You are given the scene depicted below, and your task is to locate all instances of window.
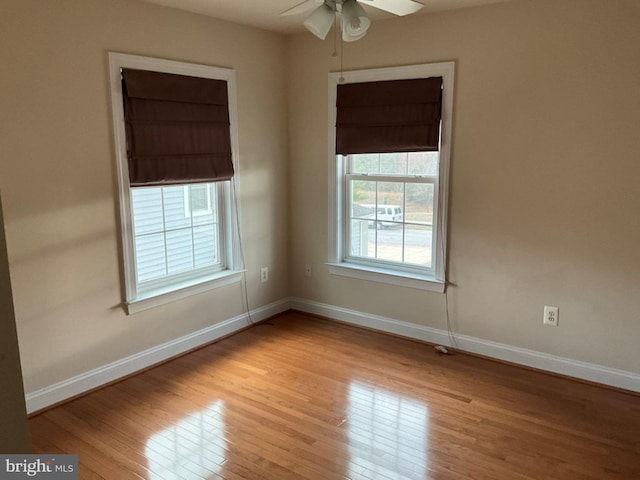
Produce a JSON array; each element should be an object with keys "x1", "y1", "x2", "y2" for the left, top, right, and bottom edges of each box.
[
  {"x1": 109, "y1": 53, "x2": 243, "y2": 313},
  {"x1": 328, "y1": 63, "x2": 454, "y2": 292},
  {"x1": 131, "y1": 183, "x2": 222, "y2": 290}
]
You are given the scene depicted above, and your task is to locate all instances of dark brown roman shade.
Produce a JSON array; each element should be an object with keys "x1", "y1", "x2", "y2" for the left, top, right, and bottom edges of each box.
[
  {"x1": 122, "y1": 69, "x2": 233, "y2": 186},
  {"x1": 336, "y1": 77, "x2": 443, "y2": 155}
]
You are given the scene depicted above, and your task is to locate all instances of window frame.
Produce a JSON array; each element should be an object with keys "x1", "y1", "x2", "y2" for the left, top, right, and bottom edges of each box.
[
  {"x1": 327, "y1": 62, "x2": 455, "y2": 293},
  {"x1": 108, "y1": 53, "x2": 244, "y2": 314}
]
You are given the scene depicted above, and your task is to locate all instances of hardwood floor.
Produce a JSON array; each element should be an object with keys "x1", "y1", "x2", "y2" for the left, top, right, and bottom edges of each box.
[{"x1": 29, "y1": 312, "x2": 640, "y2": 479}]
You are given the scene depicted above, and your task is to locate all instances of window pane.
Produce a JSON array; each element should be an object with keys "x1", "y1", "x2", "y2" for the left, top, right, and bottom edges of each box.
[
  {"x1": 166, "y1": 228, "x2": 194, "y2": 274},
  {"x1": 352, "y1": 154, "x2": 380, "y2": 174},
  {"x1": 163, "y1": 186, "x2": 190, "y2": 230},
  {"x1": 375, "y1": 227, "x2": 403, "y2": 263},
  {"x1": 351, "y1": 153, "x2": 409, "y2": 175},
  {"x1": 350, "y1": 219, "x2": 369, "y2": 257},
  {"x1": 190, "y1": 184, "x2": 217, "y2": 226},
  {"x1": 351, "y1": 180, "x2": 377, "y2": 220},
  {"x1": 193, "y1": 224, "x2": 218, "y2": 267},
  {"x1": 404, "y1": 224, "x2": 433, "y2": 267},
  {"x1": 405, "y1": 183, "x2": 434, "y2": 226},
  {"x1": 135, "y1": 233, "x2": 166, "y2": 282},
  {"x1": 132, "y1": 188, "x2": 163, "y2": 235},
  {"x1": 377, "y1": 181, "x2": 404, "y2": 222},
  {"x1": 190, "y1": 184, "x2": 209, "y2": 212},
  {"x1": 407, "y1": 152, "x2": 439, "y2": 176},
  {"x1": 379, "y1": 153, "x2": 407, "y2": 175}
]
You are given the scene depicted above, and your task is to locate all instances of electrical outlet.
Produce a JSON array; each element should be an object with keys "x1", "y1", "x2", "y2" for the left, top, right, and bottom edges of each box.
[
  {"x1": 305, "y1": 264, "x2": 312, "y2": 277},
  {"x1": 260, "y1": 267, "x2": 268, "y2": 283},
  {"x1": 543, "y1": 306, "x2": 559, "y2": 326}
]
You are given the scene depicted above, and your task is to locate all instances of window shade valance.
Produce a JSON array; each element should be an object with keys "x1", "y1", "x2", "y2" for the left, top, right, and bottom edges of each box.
[
  {"x1": 336, "y1": 77, "x2": 443, "y2": 155},
  {"x1": 122, "y1": 68, "x2": 234, "y2": 187}
]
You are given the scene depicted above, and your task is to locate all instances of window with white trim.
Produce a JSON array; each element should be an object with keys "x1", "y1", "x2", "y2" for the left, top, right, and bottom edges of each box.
[
  {"x1": 108, "y1": 53, "x2": 243, "y2": 313},
  {"x1": 328, "y1": 63, "x2": 454, "y2": 292}
]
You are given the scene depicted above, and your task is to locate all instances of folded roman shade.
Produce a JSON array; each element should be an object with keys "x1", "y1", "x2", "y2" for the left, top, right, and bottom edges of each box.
[
  {"x1": 336, "y1": 77, "x2": 443, "y2": 155},
  {"x1": 122, "y1": 68, "x2": 233, "y2": 186}
]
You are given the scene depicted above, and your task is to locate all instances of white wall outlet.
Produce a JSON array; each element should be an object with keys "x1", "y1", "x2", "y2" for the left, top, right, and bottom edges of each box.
[
  {"x1": 543, "y1": 306, "x2": 559, "y2": 326},
  {"x1": 260, "y1": 267, "x2": 268, "y2": 283},
  {"x1": 305, "y1": 264, "x2": 312, "y2": 277}
]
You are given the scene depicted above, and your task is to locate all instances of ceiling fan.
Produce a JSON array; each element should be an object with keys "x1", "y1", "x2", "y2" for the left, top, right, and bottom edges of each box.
[{"x1": 282, "y1": 0, "x2": 424, "y2": 42}]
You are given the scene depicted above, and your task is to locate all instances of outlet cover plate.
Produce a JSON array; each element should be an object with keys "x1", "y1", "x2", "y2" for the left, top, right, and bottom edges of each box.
[{"x1": 543, "y1": 306, "x2": 559, "y2": 326}]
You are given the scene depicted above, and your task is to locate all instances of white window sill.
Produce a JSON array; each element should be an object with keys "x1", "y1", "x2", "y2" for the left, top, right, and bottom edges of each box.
[
  {"x1": 126, "y1": 270, "x2": 245, "y2": 315},
  {"x1": 327, "y1": 262, "x2": 445, "y2": 293}
]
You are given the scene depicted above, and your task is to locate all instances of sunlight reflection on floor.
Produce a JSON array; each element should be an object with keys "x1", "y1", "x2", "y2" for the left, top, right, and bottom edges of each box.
[
  {"x1": 348, "y1": 381, "x2": 429, "y2": 480},
  {"x1": 145, "y1": 400, "x2": 226, "y2": 479}
]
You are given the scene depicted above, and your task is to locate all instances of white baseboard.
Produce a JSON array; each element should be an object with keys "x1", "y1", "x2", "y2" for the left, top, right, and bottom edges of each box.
[
  {"x1": 290, "y1": 297, "x2": 640, "y2": 393},
  {"x1": 25, "y1": 299, "x2": 291, "y2": 414},
  {"x1": 27, "y1": 296, "x2": 638, "y2": 414}
]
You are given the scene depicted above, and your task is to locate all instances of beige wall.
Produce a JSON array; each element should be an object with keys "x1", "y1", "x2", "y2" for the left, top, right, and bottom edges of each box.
[
  {"x1": 1, "y1": 0, "x2": 638, "y2": 402},
  {"x1": 287, "y1": 0, "x2": 640, "y2": 372},
  {"x1": 0, "y1": 194, "x2": 31, "y2": 453},
  {"x1": 0, "y1": 0, "x2": 289, "y2": 393}
]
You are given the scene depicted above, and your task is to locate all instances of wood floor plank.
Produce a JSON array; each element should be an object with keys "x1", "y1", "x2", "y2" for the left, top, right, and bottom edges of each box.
[{"x1": 29, "y1": 312, "x2": 640, "y2": 479}]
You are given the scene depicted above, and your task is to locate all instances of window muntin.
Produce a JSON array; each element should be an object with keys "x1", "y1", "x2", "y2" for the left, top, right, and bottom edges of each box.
[{"x1": 345, "y1": 152, "x2": 439, "y2": 275}]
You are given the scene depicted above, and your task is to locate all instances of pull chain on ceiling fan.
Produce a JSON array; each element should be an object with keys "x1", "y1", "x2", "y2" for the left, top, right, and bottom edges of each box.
[{"x1": 282, "y1": 0, "x2": 424, "y2": 42}]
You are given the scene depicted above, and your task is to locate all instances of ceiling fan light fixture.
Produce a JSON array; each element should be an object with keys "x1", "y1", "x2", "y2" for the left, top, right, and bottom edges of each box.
[
  {"x1": 304, "y1": 3, "x2": 335, "y2": 40},
  {"x1": 341, "y1": 0, "x2": 370, "y2": 42}
]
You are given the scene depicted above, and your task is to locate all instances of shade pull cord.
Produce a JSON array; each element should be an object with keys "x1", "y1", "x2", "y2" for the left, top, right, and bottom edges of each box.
[
  {"x1": 339, "y1": 25, "x2": 345, "y2": 84},
  {"x1": 231, "y1": 177, "x2": 254, "y2": 326},
  {"x1": 332, "y1": 12, "x2": 338, "y2": 57}
]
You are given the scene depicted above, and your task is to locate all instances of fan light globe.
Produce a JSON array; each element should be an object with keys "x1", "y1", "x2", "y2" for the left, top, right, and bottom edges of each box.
[
  {"x1": 304, "y1": 4, "x2": 335, "y2": 40},
  {"x1": 341, "y1": 0, "x2": 370, "y2": 42}
]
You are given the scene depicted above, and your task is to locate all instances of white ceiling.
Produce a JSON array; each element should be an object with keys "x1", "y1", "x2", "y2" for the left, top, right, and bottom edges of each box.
[{"x1": 140, "y1": 0, "x2": 514, "y2": 33}]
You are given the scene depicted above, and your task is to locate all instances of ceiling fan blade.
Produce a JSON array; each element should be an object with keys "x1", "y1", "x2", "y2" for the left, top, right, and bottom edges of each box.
[
  {"x1": 280, "y1": 0, "x2": 323, "y2": 16},
  {"x1": 359, "y1": 0, "x2": 424, "y2": 16}
]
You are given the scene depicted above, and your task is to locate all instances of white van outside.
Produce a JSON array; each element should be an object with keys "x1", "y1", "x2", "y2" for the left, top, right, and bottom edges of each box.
[{"x1": 358, "y1": 204, "x2": 403, "y2": 229}]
